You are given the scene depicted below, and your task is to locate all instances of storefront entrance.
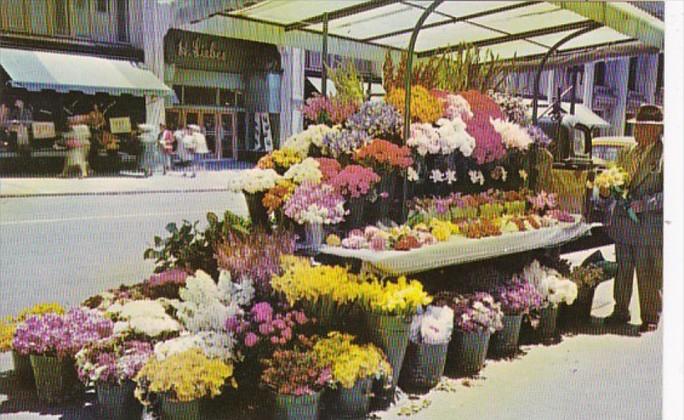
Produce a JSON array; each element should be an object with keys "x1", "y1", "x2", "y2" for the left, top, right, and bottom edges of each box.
[{"x1": 165, "y1": 108, "x2": 237, "y2": 160}]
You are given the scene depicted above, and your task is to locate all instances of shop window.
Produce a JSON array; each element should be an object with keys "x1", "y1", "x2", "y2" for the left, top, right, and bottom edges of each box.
[
  {"x1": 183, "y1": 87, "x2": 216, "y2": 106},
  {"x1": 172, "y1": 85, "x2": 183, "y2": 104},
  {"x1": 236, "y1": 91, "x2": 245, "y2": 108},
  {"x1": 594, "y1": 62, "x2": 606, "y2": 87},
  {"x1": 627, "y1": 57, "x2": 638, "y2": 91},
  {"x1": 220, "y1": 89, "x2": 236, "y2": 107},
  {"x1": 96, "y1": 0, "x2": 108, "y2": 13}
]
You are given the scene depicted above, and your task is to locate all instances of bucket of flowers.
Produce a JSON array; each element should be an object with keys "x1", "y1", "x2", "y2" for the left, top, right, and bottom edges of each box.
[
  {"x1": 314, "y1": 332, "x2": 391, "y2": 419},
  {"x1": 12, "y1": 308, "x2": 114, "y2": 403},
  {"x1": 435, "y1": 292, "x2": 503, "y2": 376},
  {"x1": 261, "y1": 348, "x2": 331, "y2": 420},
  {"x1": 0, "y1": 302, "x2": 65, "y2": 386},
  {"x1": 358, "y1": 275, "x2": 431, "y2": 394},
  {"x1": 134, "y1": 347, "x2": 236, "y2": 420},
  {"x1": 563, "y1": 265, "x2": 604, "y2": 325},
  {"x1": 283, "y1": 182, "x2": 346, "y2": 252},
  {"x1": 227, "y1": 168, "x2": 282, "y2": 229},
  {"x1": 330, "y1": 164, "x2": 381, "y2": 231},
  {"x1": 76, "y1": 336, "x2": 153, "y2": 420},
  {"x1": 489, "y1": 278, "x2": 543, "y2": 356},
  {"x1": 399, "y1": 305, "x2": 454, "y2": 391}
]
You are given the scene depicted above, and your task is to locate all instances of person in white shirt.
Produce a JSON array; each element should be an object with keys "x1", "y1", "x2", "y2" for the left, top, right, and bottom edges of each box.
[{"x1": 176, "y1": 127, "x2": 196, "y2": 177}]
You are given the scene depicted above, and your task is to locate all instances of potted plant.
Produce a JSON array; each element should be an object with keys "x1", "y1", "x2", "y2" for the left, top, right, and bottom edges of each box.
[
  {"x1": 283, "y1": 182, "x2": 346, "y2": 252},
  {"x1": 1, "y1": 302, "x2": 65, "y2": 386},
  {"x1": 489, "y1": 278, "x2": 543, "y2": 356},
  {"x1": 314, "y1": 332, "x2": 391, "y2": 419},
  {"x1": 12, "y1": 308, "x2": 114, "y2": 403},
  {"x1": 400, "y1": 305, "x2": 454, "y2": 391},
  {"x1": 135, "y1": 348, "x2": 236, "y2": 420},
  {"x1": 358, "y1": 276, "x2": 431, "y2": 393},
  {"x1": 330, "y1": 165, "x2": 381, "y2": 230},
  {"x1": 261, "y1": 349, "x2": 331, "y2": 420},
  {"x1": 436, "y1": 292, "x2": 503, "y2": 376},
  {"x1": 565, "y1": 265, "x2": 604, "y2": 323},
  {"x1": 227, "y1": 168, "x2": 282, "y2": 229},
  {"x1": 76, "y1": 337, "x2": 153, "y2": 420}
]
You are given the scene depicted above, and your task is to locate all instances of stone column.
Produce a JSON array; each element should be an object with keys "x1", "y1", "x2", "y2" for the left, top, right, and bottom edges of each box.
[
  {"x1": 639, "y1": 53, "x2": 659, "y2": 104},
  {"x1": 546, "y1": 69, "x2": 555, "y2": 102},
  {"x1": 278, "y1": 46, "x2": 305, "y2": 142},
  {"x1": 609, "y1": 58, "x2": 630, "y2": 136},
  {"x1": 582, "y1": 62, "x2": 595, "y2": 108},
  {"x1": 142, "y1": 0, "x2": 173, "y2": 127}
]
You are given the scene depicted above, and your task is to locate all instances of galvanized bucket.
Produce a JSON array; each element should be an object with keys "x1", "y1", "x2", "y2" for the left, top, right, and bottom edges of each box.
[
  {"x1": 399, "y1": 341, "x2": 449, "y2": 390},
  {"x1": 159, "y1": 394, "x2": 203, "y2": 420},
  {"x1": 96, "y1": 380, "x2": 142, "y2": 420},
  {"x1": 323, "y1": 377, "x2": 372, "y2": 419},
  {"x1": 273, "y1": 391, "x2": 322, "y2": 420},
  {"x1": 446, "y1": 330, "x2": 491, "y2": 376},
  {"x1": 29, "y1": 355, "x2": 82, "y2": 404},
  {"x1": 489, "y1": 314, "x2": 523, "y2": 356},
  {"x1": 12, "y1": 350, "x2": 34, "y2": 386}
]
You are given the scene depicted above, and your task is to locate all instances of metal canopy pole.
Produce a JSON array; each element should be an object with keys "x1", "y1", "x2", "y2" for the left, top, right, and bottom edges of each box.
[
  {"x1": 321, "y1": 12, "x2": 329, "y2": 97},
  {"x1": 532, "y1": 22, "x2": 600, "y2": 124},
  {"x1": 400, "y1": 0, "x2": 444, "y2": 221}
]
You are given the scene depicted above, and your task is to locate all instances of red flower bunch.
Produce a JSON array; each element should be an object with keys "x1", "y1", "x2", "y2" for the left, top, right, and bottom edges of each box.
[
  {"x1": 331, "y1": 165, "x2": 381, "y2": 198},
  {"x1": 458, "y1": 90, "x2": 507, "y2": 165},
  {"x1": 260, "y1": 349, "x2": 331, "y2": 396},
  {"x1": 316, "y1": 158, "x2": 342, "y2": 182},
  {"x1": 354, "y1": 139, "x2": 413, "y2": 172}
]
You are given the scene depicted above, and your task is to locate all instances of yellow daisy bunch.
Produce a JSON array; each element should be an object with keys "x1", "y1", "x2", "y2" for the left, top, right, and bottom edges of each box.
[
  {"x1": 588, "y1": 164, "x2": 630, "y2": 192},
  {"x1": 358, "y1": 275, "x2": 432, "y2": 316},
  {"x1": 387, "y1": 86, "x2": 443, "y2": 124},
  {"x1": 429, "y1": 219, "x2": 458, "y2": 242},
  {"x1": 16, "y1": 302, "x2": 65, "y2": 321},
  {"x1": 314, "y1": 332, "x2": 391, "y2": 389},
  {"x1": 272, "y1": 256, "x2": 360, "y2": 306},
  {"x1": 271, "y1": 147, "x2": 303, "y2": 170},
  {"x1": 135, "y1": 348, "x2": 235, "y2": 403}
]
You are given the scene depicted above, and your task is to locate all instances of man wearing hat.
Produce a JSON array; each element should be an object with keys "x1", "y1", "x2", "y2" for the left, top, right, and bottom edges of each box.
[{"x1": 602, "y1": 104, "x2": 663, "y2": 332}]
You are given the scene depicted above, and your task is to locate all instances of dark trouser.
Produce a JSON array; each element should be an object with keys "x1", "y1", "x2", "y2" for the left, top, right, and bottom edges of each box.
[{"x1": 613, "y1": 242, "x2": 662, "y2": 324}]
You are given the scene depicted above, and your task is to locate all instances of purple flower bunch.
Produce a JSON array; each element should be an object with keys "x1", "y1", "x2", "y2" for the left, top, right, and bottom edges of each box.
[
  {"x1": 467, "y1": 113, "x2": 507, "y2": 165},
  {"x1": 215, "y1": 230, "x2": 296, "y2": 295},
  {"x1": 330, "y1": 164, "x2": 380, "y2": 198},
  {"x1": 491, "y1": 278, "x2": 543, "y2": 315},
  {"x1": 283, "y1": 182, "x2": 346, "y2": 225},
  {"x1": 13, "y1": 308, "x2": 114, "y2": 358},
  {"x1": 528, "y1": 191, "x2": 558, "y2": 213},
  {"x1": 527, "y1": 125, "x2": 552, "y2": 148},
  {"x1": 146, "y1": 269, "x2": 188, "y2": 288},
  {"x1": 76, "y1": 337, "x2": 153, "y2": 385},
  {"x1": 437, "y1": 292, "x2": 504, "y2": 333},
  {"x1": 302, "y1": 95, "x2": 357, "y2": 125},
  {"x1": 345, "y1": 101, "x2": 403, "y2": 139},
  {"x1": 321, "y1": 128, "x2": 370, "y2": 158},
  {"x1": 226, "y1": 301, "x2": 312, "y2": 352}
]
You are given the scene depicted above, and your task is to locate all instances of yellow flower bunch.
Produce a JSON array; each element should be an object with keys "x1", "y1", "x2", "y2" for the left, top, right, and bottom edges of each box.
[
  {"x1": 135, "y1": 348, "x2": 235, "y2": 403},
  {"x1": 272, "y1": 256, "x2": 360, "y2": 306},
  {"x1": 358, "y1": 275, "x2": 432, "y2": 316},
  {"x1": 429, "y1": 219, "x2": 458, "y2": 242},
  {"x1": 0, "y1": 316, "x2": 15, "y2": 352},
  {"x1": 387, "y1": 86, "x2": 443, "y2": 124},
  {"x1": 314, "y1": 332, "x2": 391, "y2": 389},
  {"x1": 16, "y1": 302, "x2": 65, "y2": 321},
  {"x1": 588, "y1": 165, "x2": 630, "y2": 192},
  {"x1": 271, "y1": 147, "x2": 303, "y2": 169}
]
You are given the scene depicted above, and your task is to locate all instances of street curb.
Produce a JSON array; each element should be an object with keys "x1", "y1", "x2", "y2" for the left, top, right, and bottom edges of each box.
[{"x1": 0, "y1": 188, "x2": 231, "y2": 199}]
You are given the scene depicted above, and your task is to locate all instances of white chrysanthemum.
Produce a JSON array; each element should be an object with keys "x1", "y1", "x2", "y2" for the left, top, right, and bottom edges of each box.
[
  {"x1": 490, "y1": 117, "x2": 533, "y2": 151},
  {"x1": 284, "y1": 158, "x2": 322, "y2": 184},
  {"x1": 228, "y1": 168, "x2": 282, "y2": 194}
]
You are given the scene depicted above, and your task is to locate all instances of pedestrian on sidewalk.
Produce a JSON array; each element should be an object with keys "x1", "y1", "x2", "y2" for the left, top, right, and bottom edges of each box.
[
  {"x1": 188, "y1": 124, "x2": 209, "y2": 173},
  {"x1": 176, "y1": 127, "x2": 196, "y2": 178},
  {"x1": 598, "y1": 104, "x2": 663, "y2": 333},
  {"x1": 158, "y1": 123, "x2": 174, "y2": 174}
]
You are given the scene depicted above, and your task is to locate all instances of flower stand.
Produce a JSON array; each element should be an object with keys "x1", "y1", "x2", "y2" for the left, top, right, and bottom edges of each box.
[
  {"x1": 446, "y1": 330, "x2": 491, "y2": 376},
  {"x1": 30, "y1": 355, "x2": 82, "y2": 403},
  {"x1": 273, "y1": 391, "x2": 322, "y2": 420},
  {"x1": 159, "y1": 394, "x2": 203, "y2": 420},
  {"x1": 244, "y1": 192, "x2": 270, "y2": 229},
  {"x1": 11, "y1": 350, "x2": 34, "y2": 386},
  {"x1": 96, "y1": 380, "x2": 142, "y2": 420},
  {"x1": 323, "y1": 377, "x2": 373, "y2": 419},
  {"x1": 399, "y1": 341, "x2": 449, "y2": 391},
  {"x1": 537, "y1": 304, "x2": 559, "y2": 341},
  {"x1": 489, "y1": 314, "x2": 523, "y2": 357}
]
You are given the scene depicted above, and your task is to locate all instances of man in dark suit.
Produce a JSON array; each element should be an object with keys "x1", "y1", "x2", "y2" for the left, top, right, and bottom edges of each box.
[{"x1": 602, "y1": 104, "x2": 663, "y2": 332}]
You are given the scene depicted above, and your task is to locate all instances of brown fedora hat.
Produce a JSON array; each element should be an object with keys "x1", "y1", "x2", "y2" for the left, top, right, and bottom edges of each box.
[{"x1": 627, "y1": 104, "x2": 663, "y2": 125}]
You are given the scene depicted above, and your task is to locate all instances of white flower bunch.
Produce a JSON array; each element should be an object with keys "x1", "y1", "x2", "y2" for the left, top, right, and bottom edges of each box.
[
  {"x1": 108, "y1": 299, "x2": 181, "y2": 338},
  {"x1": 435, "y1": 117, "x2": 475, "y2": 157},
  {"x1": 298, "y1": 202, "x2": 346, "y2": 225},
  {"x1": 227, "y1": 168, "x2": 282, "y2": 194},
  {"x1": 153, "y1": 331, "x2": 236, "y2": 362},
  {"x1": 153, "y1": 333, "x2": 202, "y2": 360},
  {"x1": 408, "y1": 123, "x2": 440, "y2": 156},
  {"x1": 444, "y1": 94, "x2": 473, "y2": 121},
  {"x1": 282, "y1": 124, "x2": 335, "y2": 157},
  {"x1": 490, "y1": 118, "x2": 533, "y2": 151},
  {"x1": 284, "y1": 157, "x2": 323, "y2": 185},
  {"x1": 410, "y1": 305, "x2": 454, "y2": 345},
  {"x1": 522, "y1": 260, "x2": 578, "y2": 306}
]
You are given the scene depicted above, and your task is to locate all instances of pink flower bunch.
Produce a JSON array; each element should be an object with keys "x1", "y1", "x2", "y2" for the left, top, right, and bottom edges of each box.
[
  {"x1": 528, "y1": 191, "x2": 558, "y2": 212},
  {"x1": 316, "y1": 158, "x2": 342, "y2": 182},
  {"x1": 146, "y1": 269, "x2": 188, "y2": 288},
  {"x1": 302, "y1": 95, "x2": 357, "y2": 125},
  {"x1": 225, "y1": 302, "x2": 312, "y2": 351},
  {"x1": 283, "y1": 182, "x2": 346, "y2": 225},
  {"x1": 76, "y1": 337, "x2": 153, "y2": 385},
  {"x1": 546, "y1": 209, "x2": 574, "y2": 223},
  {"x1": 13, "y1": 308, "x2": 114, "y2": 358},
  {"x1": 330, "y1": 165, "x2": 381, "y2": 198},
  {"x1": 459, "y1": 91, "x2": 507, "y2": 165}
]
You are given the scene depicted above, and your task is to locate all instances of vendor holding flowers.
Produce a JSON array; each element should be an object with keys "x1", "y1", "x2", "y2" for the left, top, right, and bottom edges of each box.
[{"x1": 600, "y1": 104, "x2": 663, "y2": 332}]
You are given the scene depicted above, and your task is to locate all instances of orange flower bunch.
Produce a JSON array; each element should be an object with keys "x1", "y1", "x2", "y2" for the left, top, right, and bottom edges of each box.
[
  {"x1": 354, "y1": 139, "x2": 413, "y2": 172},
  {"x1": 262, "y1": 179, "x2": 296, "y2": 213},
  {"x1": 257, "y1": 153, "x2": 275, "y2": 170},
  {"x1": 386, "y1": 86, "x2": 444, "y2": 124}
]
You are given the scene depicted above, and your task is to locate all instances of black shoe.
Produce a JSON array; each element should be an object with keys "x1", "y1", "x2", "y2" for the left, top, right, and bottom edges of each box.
[
  {"x1": 639, "y1": 322, "x2": 658, "y2": 333},
  {"x1": 604, "y1": 313, "x2": 630, "y2": 325}
]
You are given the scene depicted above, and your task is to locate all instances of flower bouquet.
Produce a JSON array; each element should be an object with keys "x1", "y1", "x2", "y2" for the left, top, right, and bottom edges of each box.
[
  {"x1": 143, "y1": 269, "x2": 188, "y2": 300},
  {"x1": 227, "y1": 168, "x2": 282, "y2": 228},
  {"x1": 400, "y1": 305, "x2": 454, "y2": 390},
  {"x1": 589, "y1": 164, "x2": 638, "y2": 223},
  {"x1": 316, "y1": 157, "x2": 342, "y2": 182},
  {"x1": 387, "y1": 86, "x2": 443, "y2": 124},
  {"x1": 284, "y1": 157, "x2": 323, "y2": 185},
  {"x1": 283, "y1": 182, "x2": 346, "y2": 251},
  {"x1": 282, "y1": 124, "x2": 336, "y2": 158},
  {"x1": 358, "y1": 276, "x2": 431, "y2": 390},
  {"x1": 270, "y1": 148, "x2": 303, "y2": 174},
  {"x1": 13, "y1": 308, "x2": 114, "y2": 403},
  {"x1": 331, "y1": 165, "x2": 380, "y2": 229},
  {"x1": 345, "y1": 101, "x2": 403, "y2": 141},
  {"x1": 564, "y1": 265, "x2": 604, "y2": 323},
  {"x1": 135, "y1": 348, "x2": 236, "y2": 420},
  {"x1": 489, "y1": 279, "x2": 543, "y2": 355},
  {"x1": 76, "y1": 336, "x2": 153, "y2": 420},
  {"x1": 261, "y1": 349, "x2": 331, "y2": 420},
  {"x1": 106, "y1": 299, "x2": 181, "y2": 339},
  {"x1": 435, "y1": 292, "x2": 503, "y2": 376},
  {"x1": 314, "y1": 332, "x2": 391, "y2": 418},
  {"x1": 302, "y1": 94, "x2": 357, "y2": 126}
]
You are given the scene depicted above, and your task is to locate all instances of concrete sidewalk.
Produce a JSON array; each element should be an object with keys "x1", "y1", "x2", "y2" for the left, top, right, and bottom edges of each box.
[{"x1": 0, "y1": 171, "x2": 242, "y2": 197}]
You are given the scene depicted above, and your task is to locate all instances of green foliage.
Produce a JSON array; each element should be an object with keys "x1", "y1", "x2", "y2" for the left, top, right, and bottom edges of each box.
[
  {"x1": 327, "y1": 59, "x2": 365, "y2": 105},
  {"x1": 143, "y1": 210, "x2": 251, "y2": 278}
]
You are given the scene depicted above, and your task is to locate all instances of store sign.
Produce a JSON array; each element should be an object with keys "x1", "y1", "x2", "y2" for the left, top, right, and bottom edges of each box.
[
  {"x1": 176, "y1": 37, "x2": 227, "y2": 61},
  {"x1": 110, "y1": 117, "x2": 131, "y2": 134},
  {"x1": 31, "y1": 122, "x2": 55, "y2": 139}
]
